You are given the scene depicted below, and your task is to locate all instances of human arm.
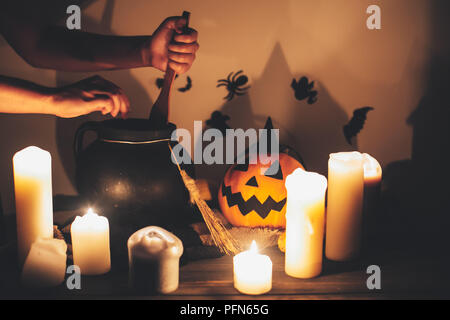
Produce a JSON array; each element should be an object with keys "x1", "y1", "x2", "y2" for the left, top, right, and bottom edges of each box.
[
  {"x1": 0, "y1": 75, "x2": 129, "y2": 118},
  {"x1": 0, "y1": 9, "x2": 199, "y2": 73}
]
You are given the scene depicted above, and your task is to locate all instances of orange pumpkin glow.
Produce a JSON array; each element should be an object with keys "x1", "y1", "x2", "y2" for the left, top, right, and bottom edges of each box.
[{"x1": 218, "y1": 152, "x2": 305, "y2": 228}]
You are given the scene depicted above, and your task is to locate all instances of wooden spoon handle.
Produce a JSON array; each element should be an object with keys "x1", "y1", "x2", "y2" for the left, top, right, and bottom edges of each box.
[{"x1": 149, "y1": 11, "x2": 190, "y2": 125}]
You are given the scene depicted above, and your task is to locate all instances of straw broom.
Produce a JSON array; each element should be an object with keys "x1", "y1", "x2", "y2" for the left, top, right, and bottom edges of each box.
[{"x1": 168, "y1": 144, "x2": 241, "y2": 255}]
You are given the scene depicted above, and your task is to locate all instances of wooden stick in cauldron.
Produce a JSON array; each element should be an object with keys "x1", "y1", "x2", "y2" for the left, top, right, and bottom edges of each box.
[{"x1": 149, "y1": 11, "x2": 190, "y2": 126}]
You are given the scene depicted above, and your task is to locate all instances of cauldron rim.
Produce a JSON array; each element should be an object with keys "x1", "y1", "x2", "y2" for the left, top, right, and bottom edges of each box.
[{"x1": 94, "y1": 118, "x2": 176, "y2": 142}]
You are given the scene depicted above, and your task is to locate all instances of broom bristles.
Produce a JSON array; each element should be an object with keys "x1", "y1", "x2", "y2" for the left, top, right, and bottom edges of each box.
[{"x1": 169, "y1": 145, "x2": 241, "y2": 255}]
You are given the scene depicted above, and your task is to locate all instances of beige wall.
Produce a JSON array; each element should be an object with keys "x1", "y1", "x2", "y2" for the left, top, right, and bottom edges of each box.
[{"x1": 0, "y1": 0, "x2": 432, "y2": 213}]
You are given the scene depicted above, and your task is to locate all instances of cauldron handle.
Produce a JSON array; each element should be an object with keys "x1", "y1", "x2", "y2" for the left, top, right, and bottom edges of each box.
[{"x1": 74, "y1": 121, "x2": 99, "y2": 158}]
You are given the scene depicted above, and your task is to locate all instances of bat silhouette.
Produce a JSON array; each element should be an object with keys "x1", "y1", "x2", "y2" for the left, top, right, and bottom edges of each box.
[
  {"x1": 343, "y1": 106, "x2": 374, "y2": 145},
  {"x1": 155, "y1": 74, "x2": 179, "y2": 89},
  {"x1": 178, "y1": 76, "x2": 192, "y2": 92}
]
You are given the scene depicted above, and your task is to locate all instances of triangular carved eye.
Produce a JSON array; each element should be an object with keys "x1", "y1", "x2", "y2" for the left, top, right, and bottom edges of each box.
[
  {"x1": 246, "y1": 176, "x2": 258, "y2": 187},
  {"x1": 233, "y1": 163, "x2": 249, "y2": 172},
  {"x1": 264, "y1": 160, "x2": 283, "y2": 180}
]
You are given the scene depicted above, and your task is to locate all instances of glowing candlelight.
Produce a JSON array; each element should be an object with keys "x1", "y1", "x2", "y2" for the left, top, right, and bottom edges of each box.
[
  {"x1": 325, "y1": 152, "x2": 364, "y2": 261},
  {"x1": 71, "y1": 208, "x2": 111, "y2": 275},
  {"x1": 362, "y1": 153, "x2": 382, "y2": 244},
  {"x1": 285, "y1": 169, "x2": 327, "y2": 278},
  {"x1": 233, "y1": 241, "x2": 272, "y2": 295},
  {"x1": 13, "y1": 146, "x2": 53, "y2": 266},
  {"x1": 363, "y1": 153, "x2": 382, "y2": 186}
]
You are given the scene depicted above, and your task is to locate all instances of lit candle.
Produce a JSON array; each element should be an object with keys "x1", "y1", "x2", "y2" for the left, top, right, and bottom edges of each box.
[
  {"x1": 71, "y1": 208, "x2": 111, "y2": 275},
  {"x1": 233, "y1": 241, "x2": 272, "y2": 295},
  {"x1": 21, "y1": 238, "x2": 67, "y2": 288},
  {"x1": 13, "y1": 146, "x2": 53, "y2": 265},
  {"x1": 285, "y1": 169, "x2": 327, "y2": 278},
  {"x1": 362, "y1": 153, "x2": 382, "y2": 244},
  {"x1": 325, "y1": 152, "x2": 364, "y2": 261},
  {"x1": 128, "y1": 226, "x2": 183, "y2": 294}
]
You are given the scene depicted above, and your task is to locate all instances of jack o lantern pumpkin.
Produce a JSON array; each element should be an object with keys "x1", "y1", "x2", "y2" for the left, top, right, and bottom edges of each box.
[
  {"x1": 218, "y1": 117, "x2": 305, "y2": 228},
  {"x1": 218, "y1": 152, "x2": 304, "y2": 228}
]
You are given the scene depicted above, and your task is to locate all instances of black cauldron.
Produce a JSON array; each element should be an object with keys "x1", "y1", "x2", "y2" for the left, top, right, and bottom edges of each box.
[{"x1": 74, "y1": 119, "x2": 196, "y2": 265}]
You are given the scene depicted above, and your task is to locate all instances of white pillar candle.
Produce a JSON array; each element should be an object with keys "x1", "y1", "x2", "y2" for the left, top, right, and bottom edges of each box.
[
  {"x1": 13, "y1": 146, "x2": 53, "y2": 265},
  {"x1": 128, "y1": 226, "x2": 183, "y2": 294},
  {"x1": 325, "y1": 152, "x2": 364, "y2": 261},
  {"x1": 233, "y1": 241, "x2": 272, "y2": 295},
  {"x1": 362, "y1": 153, "x2": 382, "y2": 243},
  {"x1": 21, "y1": 238, "x2": 67, "y2": 287},
  {"x1": 285, "y1": 169, "x2": 327, "y2": 278},
  {"x1": 71, "y1": 208, "x2": 111, "y2": 275},
  {"x1": 363, "y1": 153, "x2": 382, "y2": 187}
]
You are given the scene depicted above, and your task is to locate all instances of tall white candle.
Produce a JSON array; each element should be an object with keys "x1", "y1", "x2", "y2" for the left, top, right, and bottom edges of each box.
[
  {"x1": 71, "y1": 208, "x2": 111, "y2": 275},
  {"x1": 325, "y1": 152, "x2": 364, "y2": 261},
  {"x1": 362, "y1": 153, "x2": 382, "y2": 187},
  {"x1": 13, "y1": 146, "x2": 53, "y2": 265},
  {"x1": 233, "y1": 241, "x2": 272, "y2": 295},
  {"x1": 362, "y1": 153, "x2": 382, "y2": 244},
  {"x1": 128, "y1": 226, "x2": 183, "y2": 294},
  {"x1": 285, "y1": 169, "x2": 327, "y2": 278}
]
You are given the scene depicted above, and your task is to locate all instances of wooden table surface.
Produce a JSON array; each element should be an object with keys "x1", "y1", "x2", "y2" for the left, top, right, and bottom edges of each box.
[
  {"x1": 1, "y1": 241, "x2": 449, "y2": 300},
  {"x1": 1, "y1": 207, "x2": 450, "y2": 300}
]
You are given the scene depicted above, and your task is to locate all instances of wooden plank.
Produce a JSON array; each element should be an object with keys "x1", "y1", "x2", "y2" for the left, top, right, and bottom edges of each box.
[{"x1": 2, "y1": 226, "x2": 450, "y2": 299}]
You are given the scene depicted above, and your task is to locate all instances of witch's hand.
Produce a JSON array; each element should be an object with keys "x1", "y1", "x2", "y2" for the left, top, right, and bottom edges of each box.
[
  {"x1": 51, "y1": 75, "x2": 130, "y2": 118},
  {"x1": 146, "y1": 15, "x2": 199, "y2": 74}
]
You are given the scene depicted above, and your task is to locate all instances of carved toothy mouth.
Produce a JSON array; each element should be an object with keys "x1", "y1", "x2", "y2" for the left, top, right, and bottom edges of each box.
[{"x1": 221, "y1": 181, "x2": 286, "y2": 219}]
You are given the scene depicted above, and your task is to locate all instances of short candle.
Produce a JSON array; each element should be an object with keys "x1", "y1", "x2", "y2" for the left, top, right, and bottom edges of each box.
[
  {"x1": 21, "y1": 238, "x2": 67, "y2": 288},
  {"x1": 233, "y1": 241, "x2": 272, "y2": 295},
  {"x1": 128, "y1": 226, "x2": 183, "y2": 294},
  {"x1": 71, "y1": 208, "x2": 111, "y2": 275}
]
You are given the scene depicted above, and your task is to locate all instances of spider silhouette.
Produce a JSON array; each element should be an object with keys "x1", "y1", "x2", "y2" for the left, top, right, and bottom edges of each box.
[
  {"x1": 206, "y1": 111, "x2": 230, "y2": 135},
  {"x1": 291, "y1": 76, "x2": 318, "y2": 104},
  {"x1": 217, "y1": 70, "x2": 251, "y2": 101}
]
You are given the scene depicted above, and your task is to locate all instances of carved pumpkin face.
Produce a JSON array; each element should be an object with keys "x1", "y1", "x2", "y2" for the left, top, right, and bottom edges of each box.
[{"x1": 218, "y1": 153, "x2": 305, "y2": 228}]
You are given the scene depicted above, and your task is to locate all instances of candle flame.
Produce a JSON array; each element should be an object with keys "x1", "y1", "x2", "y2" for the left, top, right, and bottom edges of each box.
[
  {"x1": 249, "y1": 240, "x2": 258, "y2": 254},
  {"x1": 84, "y1": 208, "x2": 99, "y2": 220}
]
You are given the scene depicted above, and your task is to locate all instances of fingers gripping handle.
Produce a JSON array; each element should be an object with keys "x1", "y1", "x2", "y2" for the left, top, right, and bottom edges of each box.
[{"x1": 148, "y1": 11, "x2": 190, "y2": 124}]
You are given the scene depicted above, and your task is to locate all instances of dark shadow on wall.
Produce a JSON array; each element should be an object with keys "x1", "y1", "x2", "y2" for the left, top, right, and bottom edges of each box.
[
  {"x1": 244, "y1": 43, "x2": 352, "y2": 175},
  {"x1": 54, "y1": 0, "x2": 154, "y2": 190},
  {"x1": 381, "y1": 0, "x2": 450, "y2": 253},
  {"x1": 408, "y1": 1, "x2": 450, "y2": 224},
  {"x1": 196, "y1": 43, "x2": 351, "y2": 191},
  {"x1": 194, "y1": 93, "x2": 256, "y2": 194}
]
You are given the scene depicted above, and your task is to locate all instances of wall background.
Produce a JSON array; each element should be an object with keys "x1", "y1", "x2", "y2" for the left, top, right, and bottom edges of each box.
[{"x1": 0, "y1": 0, "x2": 436, "y2": 214}]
